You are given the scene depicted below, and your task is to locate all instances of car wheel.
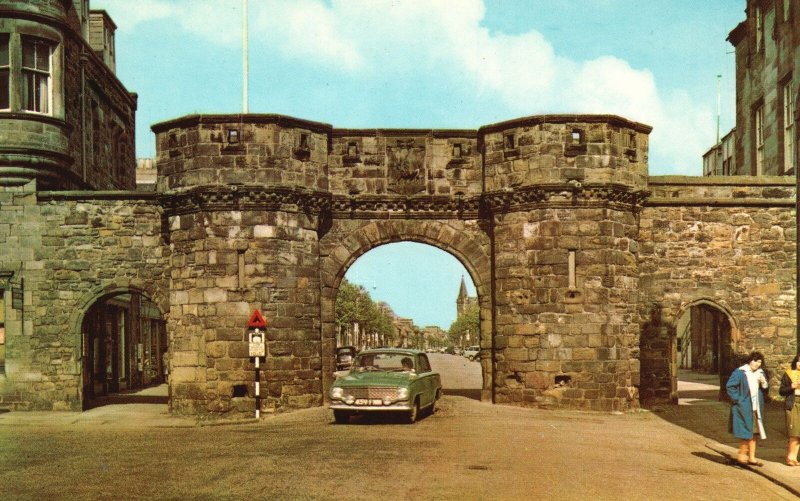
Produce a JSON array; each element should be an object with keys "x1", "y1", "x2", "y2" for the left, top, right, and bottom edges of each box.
[
  {"x1": 469, "y1": 355, "x2": 475, "y2": 361},
  {"x1": 405, "y1": 399, "x2": 419, "y2": 424},
  {"x1": 333, "y1": 410, "x2": 350, "y2": 424},
  {"x1": 429, "y1": 390, "x2": 440, "y2": 415}
]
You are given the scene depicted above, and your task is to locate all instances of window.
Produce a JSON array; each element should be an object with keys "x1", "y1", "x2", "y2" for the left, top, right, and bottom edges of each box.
[
  {"x1": 504, "y1": 134, "x2": 515, "y2": 149},
  {"x1": 755, "y1": 5, "x2": 764, "y2": 52},
  {"x1": 0, "y1": 291, "x2": 5, "y2": 373},
  {"x1": 755, "y1": 105, "x2": 764, "y2": 175},
  {"x1": 784, "y1": 81, "x2": 795, "y2": 175},
  {"x1": 0, "y1": 35, "x2": 8, "y2": 110},
  {"x1": 21, "y1": 36, "x2": 52, "y2": 113}
]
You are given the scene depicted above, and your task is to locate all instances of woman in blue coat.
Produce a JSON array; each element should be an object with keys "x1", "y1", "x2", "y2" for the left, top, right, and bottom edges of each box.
[{"x1": 726, "y1": 351, "x2": 769, "y2": 466}]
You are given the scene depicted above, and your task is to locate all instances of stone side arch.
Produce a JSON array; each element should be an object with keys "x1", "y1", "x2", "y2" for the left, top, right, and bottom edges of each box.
[
  {"x1": 318, "y1": 219, "x2": 493, "y2": 401},
  {"x1": 674, "y1": 297, "x2": 740, "y2": 346},
  {"x1": 68, "y1": 280, "x2": 169, "y2": 340},
  {"x1": 69, "y1": 281, "x2": 169, "y2": 405}
]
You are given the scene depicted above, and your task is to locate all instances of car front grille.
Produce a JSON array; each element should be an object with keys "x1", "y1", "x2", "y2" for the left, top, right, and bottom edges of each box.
[{"x1": 346, "y1": 387, "x2": 399, "y2": 399}]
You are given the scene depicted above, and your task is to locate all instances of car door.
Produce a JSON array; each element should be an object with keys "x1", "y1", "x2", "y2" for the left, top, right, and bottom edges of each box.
[{"x1": 416, "y1": 354, "x2": 434, "y2": 407}]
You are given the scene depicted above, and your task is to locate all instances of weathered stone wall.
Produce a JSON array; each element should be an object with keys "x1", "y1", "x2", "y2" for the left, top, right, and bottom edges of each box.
[
  {"x1": 479, "y1": 115, "x2": 649, "y2": 412},
  {"x1": 639, "y1": 176, "x2": 796, "y2": 404},
  {"x1": 0, "y1": 181, "x2": 168, "y2": 410},
  {"x1": 153, "y1": 115, "x2": 330, "y2": 193},
  {"x1": 166, "y1": 201, "x2": 324, "y2": 418},
  {"x1": 2, "y1": 112, "x2": 796, "y2": 418},
  {"x1": 329, "y1": 130, "x2": 481, "y2": 197}
]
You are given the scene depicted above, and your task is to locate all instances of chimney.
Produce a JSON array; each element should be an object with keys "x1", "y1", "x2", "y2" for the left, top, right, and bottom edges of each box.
[{"x1": 88, "y1": 10, "x2": 116, "y2": 73}]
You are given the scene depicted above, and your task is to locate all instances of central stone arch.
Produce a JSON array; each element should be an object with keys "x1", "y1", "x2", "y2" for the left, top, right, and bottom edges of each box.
[{"x1": 319, "y1": 219, "x2": 493, "y2": 401}]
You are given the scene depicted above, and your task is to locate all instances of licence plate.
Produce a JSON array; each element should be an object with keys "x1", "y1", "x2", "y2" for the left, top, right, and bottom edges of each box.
[{"x1": 354, "y1": 399, "x2": 383, "y2": 406}]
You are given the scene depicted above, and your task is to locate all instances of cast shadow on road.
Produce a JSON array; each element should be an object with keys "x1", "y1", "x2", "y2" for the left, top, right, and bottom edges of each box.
[
  {"x1": 691, "y1": 451, "x2": 734, "y2": 467},
  {"x1": 442, "y1": 388, "x2": 481, "y2": 400}
]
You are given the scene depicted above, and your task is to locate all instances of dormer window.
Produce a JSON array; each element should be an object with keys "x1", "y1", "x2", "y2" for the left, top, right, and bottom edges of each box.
[{"x1": 21, "y1": 36, "x2": 52, "y2": 114}]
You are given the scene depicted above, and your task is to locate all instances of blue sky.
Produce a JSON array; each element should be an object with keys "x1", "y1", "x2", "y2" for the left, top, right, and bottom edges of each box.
[{"x1": 91, "y1": 0, "x2": 746, "y2": 329}]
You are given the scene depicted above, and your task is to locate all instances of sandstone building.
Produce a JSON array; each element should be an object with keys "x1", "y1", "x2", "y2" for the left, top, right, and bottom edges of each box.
[
  {"x1": 705, "y1": 0, "x2": 798, "y2": 176},
  {"x1": 0, "y1": 1, "x2": 796, "y2": 418}
]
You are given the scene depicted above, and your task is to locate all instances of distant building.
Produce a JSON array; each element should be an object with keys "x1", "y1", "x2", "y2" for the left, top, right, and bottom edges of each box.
[
  {"x1": 702, "y1": 128, "x2": 736, "y2": 176},
  {"x1": 723, "y1": 0, "x2": 798, "y2": 176},
  {"x1": 136, "y1": 158, "x2": 156, "y2": 191},
  {"x1": 421, "y1": 325, "x2": 447, "y2": 350}
]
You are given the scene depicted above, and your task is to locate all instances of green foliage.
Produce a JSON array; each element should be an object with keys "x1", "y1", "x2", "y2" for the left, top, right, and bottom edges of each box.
[
  {"x1": 335, "y1": 279, "x2": 396, "y2": 343},
  {"x1": 448, "y1": 304, "x2": 479, "y2": 346}
]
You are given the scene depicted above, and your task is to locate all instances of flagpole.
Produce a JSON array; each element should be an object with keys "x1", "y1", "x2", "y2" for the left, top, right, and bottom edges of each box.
[{"x1": 242, "y1": 0, "x2": 249, "y2": 114}]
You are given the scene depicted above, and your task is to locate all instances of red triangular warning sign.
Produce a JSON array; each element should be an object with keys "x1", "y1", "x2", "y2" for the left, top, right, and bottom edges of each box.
[{"x1": 247, "y1": 309, "x2": 267, "y2": 328}]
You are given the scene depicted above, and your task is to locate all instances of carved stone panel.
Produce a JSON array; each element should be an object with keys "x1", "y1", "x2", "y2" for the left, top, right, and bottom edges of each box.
[{"x1": 386, "y1": 139, "x2": 426, "y2": 195}]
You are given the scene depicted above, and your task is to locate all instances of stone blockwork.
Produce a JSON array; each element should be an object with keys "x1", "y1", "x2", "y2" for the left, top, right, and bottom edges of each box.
[
  {"x1": 639, "y1": 176, "x2": 796, "y2": 404},
  {"x1": 0, "y1": 181, "x2": 167, "y2": 410},
  {"x1": 1, "y1": 112, "x2": 796, "y2": 418}
]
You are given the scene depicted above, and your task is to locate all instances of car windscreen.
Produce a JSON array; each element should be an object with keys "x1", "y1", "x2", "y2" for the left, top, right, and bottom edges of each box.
[{"x1": 353, "y1": 352, "x2": 415, "y2": 372}]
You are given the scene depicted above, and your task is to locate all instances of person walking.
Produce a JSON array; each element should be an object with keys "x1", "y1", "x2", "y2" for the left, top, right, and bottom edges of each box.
[
  {"x1": 726, "y1": 351, "x2": 769, "y2": 467},
  {"x1": 779, "y1": 354, "x2": 800, "y2": 466}
]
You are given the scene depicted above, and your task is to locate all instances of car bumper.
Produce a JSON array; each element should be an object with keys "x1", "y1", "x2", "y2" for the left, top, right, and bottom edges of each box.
[{"x1": 330, "y1": 401, "x2": 412, "y2": 412}]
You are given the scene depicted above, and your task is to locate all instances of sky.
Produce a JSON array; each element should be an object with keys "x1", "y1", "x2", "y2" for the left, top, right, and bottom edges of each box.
[{"x1": 91, "y1": 0, "x2": 746, "y2": 329}]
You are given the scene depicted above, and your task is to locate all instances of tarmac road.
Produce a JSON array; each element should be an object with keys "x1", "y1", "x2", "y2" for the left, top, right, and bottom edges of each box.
[{"x1": 1, "y1": 392, "x2": 798, "y2": 500}]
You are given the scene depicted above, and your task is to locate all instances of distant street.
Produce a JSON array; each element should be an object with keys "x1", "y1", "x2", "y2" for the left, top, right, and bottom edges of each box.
[{"x1": 428, "y1": 352, "x2": 482, "y2": 397}]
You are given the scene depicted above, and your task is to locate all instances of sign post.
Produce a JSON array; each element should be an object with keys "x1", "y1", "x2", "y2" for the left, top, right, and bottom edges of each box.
[{"x1": 247, "y1": 309, "x2": 267, "y2": 419}]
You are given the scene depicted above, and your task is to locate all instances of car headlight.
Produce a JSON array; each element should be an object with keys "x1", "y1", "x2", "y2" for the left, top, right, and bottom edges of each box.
[
  {"x1": 331, "y1": 387, "x2": 343, "y2": 399},
  {"x1": 397, "y1": 387, "x2": 409, "y2": 400}
]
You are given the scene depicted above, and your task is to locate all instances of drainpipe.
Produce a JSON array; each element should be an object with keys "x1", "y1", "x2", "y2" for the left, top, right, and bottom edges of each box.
[{"x1": 80, "y1": 48, "x2": 87, "y2": 184}]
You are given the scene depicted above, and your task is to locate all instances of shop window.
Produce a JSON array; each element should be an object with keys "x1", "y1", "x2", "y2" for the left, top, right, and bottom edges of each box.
[
  {"x1": 0, "y1": 35, "x2": 8, "y2": 110},
  {"x1": 21, "y1": 36, "x2": 53, "y2": 114}
]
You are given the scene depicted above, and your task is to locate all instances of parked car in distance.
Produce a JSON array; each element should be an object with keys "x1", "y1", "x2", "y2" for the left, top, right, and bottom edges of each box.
[
  {"x1": 335, "y1": 346, "x2": 358, "y2": 372},
  {"x1": 463, "y1": 345, "x2": 480, "y2": 361},
  {"x1": 329, "y1": 348, "x2": 442, "y2": 424}
]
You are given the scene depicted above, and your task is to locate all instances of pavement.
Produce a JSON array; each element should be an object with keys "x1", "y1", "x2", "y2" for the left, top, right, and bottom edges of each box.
[{"x1": 1, "y1": 372, "x2": 799, "y2": 496}]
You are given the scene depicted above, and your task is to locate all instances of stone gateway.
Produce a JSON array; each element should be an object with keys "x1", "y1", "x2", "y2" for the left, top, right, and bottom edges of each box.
[
  {"x1": 0, "y1": 111, "x2": 795, "y2": 418},
  {"x1": 0, "y1": 1, "x2": 795, "y2": 418}
]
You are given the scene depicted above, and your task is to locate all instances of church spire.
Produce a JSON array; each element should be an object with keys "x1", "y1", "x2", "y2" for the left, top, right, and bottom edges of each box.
[{"x1": 457, "y1": 276, "x2": 469, "y2": 315}]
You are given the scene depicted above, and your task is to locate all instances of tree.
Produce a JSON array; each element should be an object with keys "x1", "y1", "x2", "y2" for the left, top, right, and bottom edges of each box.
[
  {"x1": 448, "y1": 304, "x2": 479, "y2": 348},
  {"x1": 335, "y1": 279, "x2": 397, "y2": 348}
]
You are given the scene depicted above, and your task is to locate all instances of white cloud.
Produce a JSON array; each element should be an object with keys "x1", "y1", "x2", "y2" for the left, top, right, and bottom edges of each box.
[
  {"x1": 94, "y1": 0, "x2": 713, "y2": 174},
  {"x1": 94, "y1": 0, "x2": 173, "y2": 30}
]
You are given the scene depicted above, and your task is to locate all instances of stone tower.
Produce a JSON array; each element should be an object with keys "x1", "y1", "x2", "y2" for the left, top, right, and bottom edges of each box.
[{"x1": 481, "y1": 115, "x2": 649, "y2": 411}]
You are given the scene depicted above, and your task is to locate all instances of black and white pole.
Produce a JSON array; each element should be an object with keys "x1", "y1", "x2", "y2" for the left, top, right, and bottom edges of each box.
[{"x1": 254, "y1": 355, "x2": 260, "y2": 419}]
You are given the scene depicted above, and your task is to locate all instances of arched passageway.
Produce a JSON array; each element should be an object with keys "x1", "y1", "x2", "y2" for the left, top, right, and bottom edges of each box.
[
  {"x1": 674, "y1": 300, "x2": 737, "y2": 403},
  {"x1": 81, "y1": 292, "x2": 167, "y2": 409},
  {"x1": 333, "y1": 242, "x2": 483, "y2": 399},
  {"x1": 319, "y1": 220, "x2": 493, "y2": 403}
]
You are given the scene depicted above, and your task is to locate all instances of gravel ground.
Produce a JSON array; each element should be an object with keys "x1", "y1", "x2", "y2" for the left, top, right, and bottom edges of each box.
[{"x1": 1, "y1": 395, "x2": 797, "y2": 500}]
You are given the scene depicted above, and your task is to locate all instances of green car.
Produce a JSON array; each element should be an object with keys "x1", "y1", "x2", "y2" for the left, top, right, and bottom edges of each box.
[{"x1": 329, "y1": 348, "x2": 442, "y2": 424}]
